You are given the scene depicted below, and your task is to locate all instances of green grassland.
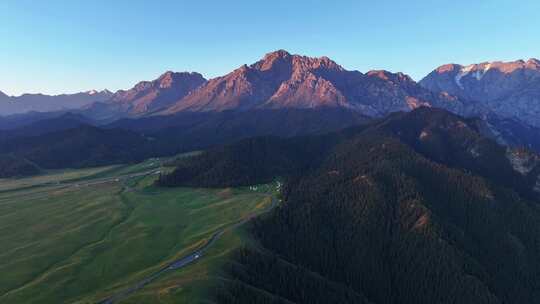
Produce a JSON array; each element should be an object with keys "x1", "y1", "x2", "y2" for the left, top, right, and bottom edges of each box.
[
  {"x1": 0, "y1": 165, "x2": 120, "y2": 192},
  {"x1": 0, "y1": 158, "x2": 274, "y2": 304}
]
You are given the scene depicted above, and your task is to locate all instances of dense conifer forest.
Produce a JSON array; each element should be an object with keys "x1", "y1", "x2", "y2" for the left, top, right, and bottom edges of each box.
[{"x1": 160, "y1": 107, "x2": 540, "y2": 303}]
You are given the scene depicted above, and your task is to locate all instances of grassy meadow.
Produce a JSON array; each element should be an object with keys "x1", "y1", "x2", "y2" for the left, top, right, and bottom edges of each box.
[{"x1": 0, "y1": 158, "x2": 273, "y2": 303}]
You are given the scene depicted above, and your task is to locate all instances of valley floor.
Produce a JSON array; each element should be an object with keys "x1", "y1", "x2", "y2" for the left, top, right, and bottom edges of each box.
[{"x1": 0, "y1": 157, "x2": 275, "y2": 304}]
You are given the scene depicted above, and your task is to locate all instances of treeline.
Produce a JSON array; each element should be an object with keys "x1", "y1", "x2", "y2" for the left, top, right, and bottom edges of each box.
[{"x1": 157, "y1": 133, "x2": 349, "y2": 187}]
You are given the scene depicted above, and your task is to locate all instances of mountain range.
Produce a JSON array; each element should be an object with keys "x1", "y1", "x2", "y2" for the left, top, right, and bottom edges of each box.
[
  {"x1": 83, "y1": 71, "x2": 206, "y2": 120},
  {"x1": 0, "y1": 89, "x2": 112, "y2": 116},
  {"x1": 3, "y1": 51, "x2": 539, "y2": 129},
  {"x1": 420, "y1": 58, "x2": 540, "y2": 127},
  {"x1": 161, "y1": 50, "x2": 467, "y2": 116},
  {"x1": 0, "y1": 50, "x2": 472, "y2": 120},
  {"x1": 2, "y1": 51, "x2": 540, "y2": 177}
]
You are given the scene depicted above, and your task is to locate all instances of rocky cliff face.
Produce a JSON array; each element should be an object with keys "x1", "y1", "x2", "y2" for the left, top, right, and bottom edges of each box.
[
  {"x1": 105, "y1": 71, "x2": 207, "y2": 115},
  {"x1": 420, "y1": 59, "x2": 540, "y2": 126},
  {"x1": 164, "y1": 50, "x2": 465, "y2": 117}
]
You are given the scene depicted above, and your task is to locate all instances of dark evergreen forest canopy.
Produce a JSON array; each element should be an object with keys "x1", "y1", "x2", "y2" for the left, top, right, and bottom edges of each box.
[{"x1": 160, "y1": 107, "x2": 540, "y2": 304}]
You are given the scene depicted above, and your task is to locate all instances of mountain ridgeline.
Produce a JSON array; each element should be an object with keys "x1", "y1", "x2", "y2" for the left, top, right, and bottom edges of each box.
[
  {"x1": 161, "y1": 50, "x2": 466, "y2": 116},
  {"x1": 0, "y1": 124, "x2": 169, "y2": 170},
  {"x1": 0, "y1": 108, "x2": 370, "y2": 176},
  {"x1": 83, "y1": 71, "x2": 207, "y2": 120},
  {"x1": 420, "y1": 58, "x2": 540, "y2": 127},
  {"x1": 0, "y1": 50, "x2": 474, "y2": 121},
  {"x1": 3, "y1": 52, "x2": 540, "y2": 130},
  {"x1": 159, "y1": 107, "x2": 540, "y2": 304},
  {"x1": 3, "y1": 51, "x2": 540, "y2": 178},
  {"x1": 0, "y1": 89, "x2": 112, "y2": 116}
]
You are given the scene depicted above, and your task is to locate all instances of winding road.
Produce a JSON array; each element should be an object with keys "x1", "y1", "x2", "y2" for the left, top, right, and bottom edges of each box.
[{"x1": 97, "y1": 195, "x2": 278, "y2": 304}]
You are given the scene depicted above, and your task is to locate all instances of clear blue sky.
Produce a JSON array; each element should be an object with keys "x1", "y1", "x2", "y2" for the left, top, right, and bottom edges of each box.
[{"x1": 1, "y1": 0, "x2": 538, "y2": 96}]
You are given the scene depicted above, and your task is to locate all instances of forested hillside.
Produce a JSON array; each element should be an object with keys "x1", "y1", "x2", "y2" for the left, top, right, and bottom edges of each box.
[
  {"x1": 0, "y1": 108, "x2": 369, "y2": 178},
  {"x1": 161, "y1": 107, "x2": 540, "y2": 304},
  {"x1": 157, "y1": 130, "x2": 358, "y2": 187},
  {"x1": 0, "y1": 125, "x2": 167, "y2": 170},
  {"x1": 0, "y1": 154, "x2": 40, "y2": 178}
]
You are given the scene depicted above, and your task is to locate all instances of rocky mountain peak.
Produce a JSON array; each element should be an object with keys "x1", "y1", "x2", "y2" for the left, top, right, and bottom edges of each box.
[
  {"x1": 255, "y1": 50, "x2": 293, "y2": 73},
  {"x1": 261, "y1": 49, "x2": 292, "y2": 61},
  {"x1": 95, "y1": 71, "x2": 206, "y2": 117},
  {"x1": 430, "y1": 59, "x2": 540, "y2": 79},
  {"x1": 132, "y1": 81, "x2": 153, "y2": 92},
  {"x1": 489, "y1": 60, "x2": 532, "y2": 74},
  {"x1": 526, "y1": 58, "x2": 540, "y2": 68},
  {"x1": 86, "y1": 89, "x2": 113, "y2": 97},
  {"x1": 420, "y1": 58, "x2": 540, "y2": 127},
  {"x1": 162, "y1": 50, "x2": 461, "y2": 116},
  {"x1": 115, "y1": 71, "x2": 206, "y2": 98},
  {"x1": 237, "y1": 64, "x2": 251, "y2": 72},
  {"x1": 367, "y1": 70, "x2": 414, "y2": 84},
  {"x1": 252, "y1": 50, "x2": 344, "y2": 75},
  {"x1": 290, "y1": 54, "x2": 344, "y2": 72},
  {"x1": 157, "y1": 71, "x2": 176, "y2": 86},
  {"x1": 435, "y1": 64, "x2": 461, "y2": 74},
  {"x1": 156, "y1": 71, "x2": 179, "y2": 88}
]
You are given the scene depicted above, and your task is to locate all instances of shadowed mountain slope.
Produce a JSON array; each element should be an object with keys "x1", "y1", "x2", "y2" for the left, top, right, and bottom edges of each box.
[{"x1": 160, "y1": 107, "x2": 540, "y2": 304}]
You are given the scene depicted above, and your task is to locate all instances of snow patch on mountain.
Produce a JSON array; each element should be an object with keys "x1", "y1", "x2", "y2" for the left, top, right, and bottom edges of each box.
[
  {"x1": 506, "y1": 148, "x2": 540, "y2": 175},
  {"x1": 454, "y1": 63, "x2": 492, "y2": 89},
  {"x1": 455, "y1": 65, "x2": 474, "y2": 89}
]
